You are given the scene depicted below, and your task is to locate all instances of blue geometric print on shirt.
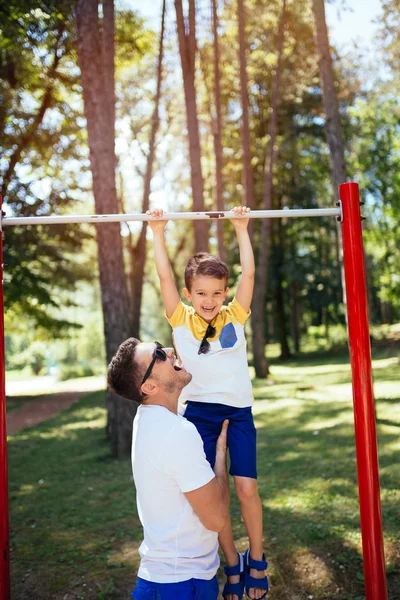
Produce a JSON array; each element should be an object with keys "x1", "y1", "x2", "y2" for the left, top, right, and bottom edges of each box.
[{"x1": 219, "y1": 322, "x2": 238, "y2": 348}]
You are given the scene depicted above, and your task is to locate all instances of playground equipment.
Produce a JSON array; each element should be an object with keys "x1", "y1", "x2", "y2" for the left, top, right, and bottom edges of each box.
[{"x1": 0, "y1": 182, "x2": 388, "y2": 600}]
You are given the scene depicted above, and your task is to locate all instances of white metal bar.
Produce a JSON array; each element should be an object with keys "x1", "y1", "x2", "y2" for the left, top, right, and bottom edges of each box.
[{"x1": 1, "y1": 208, "x2": 340, "y2": 227}]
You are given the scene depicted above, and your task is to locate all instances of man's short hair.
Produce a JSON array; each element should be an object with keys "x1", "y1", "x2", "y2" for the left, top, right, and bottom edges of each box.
[
  {"x1": 107, "y1": 337, "x2": 146, "y2": 403},
  {"x1": 184, "y1": 252, "x2": 228, "y2": 290}
]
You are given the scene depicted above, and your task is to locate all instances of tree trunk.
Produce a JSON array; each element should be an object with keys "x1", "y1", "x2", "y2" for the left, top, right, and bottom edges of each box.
[
  {"x1": 211, "y1": 0, "x2": 225, "y2": 262},
  {"x1": 102, "y1": 0, "x2": 116, "y2": 172},
  {"x1": 267, "y1": 302, "x2": 275, "y2": 343},
  {"x1": 174, "y1": 0, "x2": 208, "y2": 253},
  {"x1": 311, "y1": 0, "x2": 347, "y2": 319},
  {"x1": 276, "y1": 279, "x2": 291, "y2": 360},
  {"x1": 276, "y1": 220, "x2": 291, "y2": 360},
  {"x1": 251, "y1": 0, "x2": 286, "y2": 378},
  {"x1": 237, "y1": 0, "x2": 254, "y2": 228},
  {"x1": 76, "y1": 0, "x2": 134, "y2": 459},
  {"x1": 312, "y1": 0, "x2": 346, "y2": 201},
  {"x1": 131, "y1": 0, "x2": 166, "y2": 337},
  {"x1": 291, "y1": 282, "x2": 301, "y2": 353}
]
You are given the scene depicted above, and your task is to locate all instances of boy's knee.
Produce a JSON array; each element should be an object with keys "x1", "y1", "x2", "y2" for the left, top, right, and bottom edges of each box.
[{"x1": 234, "y1": 477, "x2": 258, "y2": 502}]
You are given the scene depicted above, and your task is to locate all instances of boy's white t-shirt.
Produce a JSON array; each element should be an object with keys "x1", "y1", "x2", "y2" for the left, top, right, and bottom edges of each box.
[
  {"x1": 168, "y1": 297, "x2": 253, "y2": 408},
  {"x1": 131, "y1": 404, "x2": 219, "y2": 583}
]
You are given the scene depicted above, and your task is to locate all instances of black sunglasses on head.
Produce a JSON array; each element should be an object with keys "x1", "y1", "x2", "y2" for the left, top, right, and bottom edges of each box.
[
  {"x1": 141, "y1": 341, "x2": 167, "y2": 385},
  {"x1": 198, "y1": 324, "x2": 216, "y2": 355}
]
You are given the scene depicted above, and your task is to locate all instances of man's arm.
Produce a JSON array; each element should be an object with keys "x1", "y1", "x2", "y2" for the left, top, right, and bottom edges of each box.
[
  {"x1": 230, "y1": 206, "x2": 255, "y2": 313},
  {"x1": 184, "y1": 420, "x2": 229, "y2": 533},
  {"x1": 147, "y1": 209, "x2": 180, "y2": 318}
]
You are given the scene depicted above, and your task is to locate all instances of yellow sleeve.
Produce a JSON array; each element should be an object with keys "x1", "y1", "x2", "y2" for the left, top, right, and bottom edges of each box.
[
  {"x1": 166, "y1": 300, "x2": 188, "y2": 329},
  {"x1": 226, "y1": 297, "x2": 251, "y2": 326}
]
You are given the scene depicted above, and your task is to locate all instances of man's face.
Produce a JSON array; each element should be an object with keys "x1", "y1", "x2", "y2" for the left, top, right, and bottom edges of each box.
[
  {"x1": 136, "y1": 342, "x2": 192, "y2": 393},
  {"x1": 183, "y1": 275, "x2": 228, "y2": 323}
]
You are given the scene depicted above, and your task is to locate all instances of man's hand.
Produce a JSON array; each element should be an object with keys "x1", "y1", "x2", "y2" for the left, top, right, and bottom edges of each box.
[
  {"x1": 214, "y1": 420, "x2": 229, "y2": 481},
  {"x1": 146, "y1": 208, "x2": 168, "y2": 233},
  {"x1": 216, "y1": 419, "x2": 229, "y2": 457},
  {"x1": 184, "y1": 419, "x2": 230, "y2": 532},
  {"x1": 229, "y1": 205, "x2": 251, "y2": 230}
]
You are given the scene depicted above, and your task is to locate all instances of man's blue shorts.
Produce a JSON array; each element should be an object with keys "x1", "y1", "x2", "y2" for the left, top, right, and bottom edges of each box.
[
  {"x1": 184, "y1": 401, "x2": 257, "y2": 479},
  {"x1": 132, "y1": 576, "x2": 219, "y2": 599}
]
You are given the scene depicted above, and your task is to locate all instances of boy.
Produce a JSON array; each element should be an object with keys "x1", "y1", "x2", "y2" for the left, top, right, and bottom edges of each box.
[{"x1": 148, "y1": 206, "x2": 268, "y2": 600}]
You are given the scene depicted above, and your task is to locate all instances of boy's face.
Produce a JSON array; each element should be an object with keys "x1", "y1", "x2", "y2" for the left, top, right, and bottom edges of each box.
[{"x1": 183, "y1": 275, "x2": 229, "y2": 323}]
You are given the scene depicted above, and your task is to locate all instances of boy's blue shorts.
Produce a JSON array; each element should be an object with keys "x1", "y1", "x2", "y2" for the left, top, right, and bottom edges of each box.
[
  {"x1": 132, "y1": 576, "x2": 219, "y2": 599},
  {"x1": 184, "y1": 401, "x2": 257, "y2": 479}
]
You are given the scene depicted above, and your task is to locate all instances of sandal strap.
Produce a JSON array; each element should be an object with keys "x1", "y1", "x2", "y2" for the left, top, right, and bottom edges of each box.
[
  {"x1": 224, "y1": 562, "x2": 241, "y2": 576},
  {"x1": 245, "y1": 549, "x2": 268, "y2": 571},
  {"x1": 223, "y1": 552, "x2": 244, "y2": 576},
  {"x1": 222, "y1": 581, "x2": 245, "y2": 598},
  {"x1": 223, "y1": 553, "x2": 245, "y2": 599},
  {"x1": 245, "y1": 574, "x2": 269, "y2": 592}
]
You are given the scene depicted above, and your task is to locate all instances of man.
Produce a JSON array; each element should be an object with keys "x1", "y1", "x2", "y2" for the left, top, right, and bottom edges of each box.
[{"x1": 107, "y1": 338, "x2": 230, "y2": 600}]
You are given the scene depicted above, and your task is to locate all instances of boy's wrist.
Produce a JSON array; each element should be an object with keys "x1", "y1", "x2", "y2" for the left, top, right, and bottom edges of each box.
[
  {"x1": 234, "y1": 224, "x2": 250, "y2": 235},
  {"x1": 153, "y1": 227, "x2": 166, "y2": 238}
]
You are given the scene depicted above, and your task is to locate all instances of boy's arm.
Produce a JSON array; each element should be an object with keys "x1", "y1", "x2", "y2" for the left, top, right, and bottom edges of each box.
[
  {"x1": 230, "y1": 206, "x2": 255, "y2": 313},
  {"x1": 147, "y1": 210, "x2": 180, "y2": 318}
]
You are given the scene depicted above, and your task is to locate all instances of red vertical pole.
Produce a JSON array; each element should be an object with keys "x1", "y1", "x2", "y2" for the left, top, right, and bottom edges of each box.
[
  {"x1": 0, "y1": 196, "x2": 10, "y2": 600},
  {"x1": 340, "y1": 182, "x2": 387, "y2": 600}
]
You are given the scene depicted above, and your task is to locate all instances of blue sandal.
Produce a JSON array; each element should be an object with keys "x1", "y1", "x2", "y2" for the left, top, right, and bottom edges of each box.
[
  {"x1": 244, "y1": 549, "x2": 269, "y2": 598},
  {"x1": 222, "y1": 552, "x2": 245, "y2": 599}
]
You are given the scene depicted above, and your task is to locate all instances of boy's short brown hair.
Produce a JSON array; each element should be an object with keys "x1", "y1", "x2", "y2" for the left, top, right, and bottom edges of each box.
[{"x1": 184, "y1": 252, "x2": 229, "y2": 290}]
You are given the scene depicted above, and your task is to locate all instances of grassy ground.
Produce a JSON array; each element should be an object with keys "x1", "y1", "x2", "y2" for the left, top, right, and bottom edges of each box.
[{"x1": 7, "y1": 344, "x2": 400, "y2": 599}]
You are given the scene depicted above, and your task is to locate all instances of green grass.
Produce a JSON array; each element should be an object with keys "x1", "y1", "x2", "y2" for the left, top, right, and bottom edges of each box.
[{"x1": 7, "y1": 345, "x2": 400, "y2": 599}]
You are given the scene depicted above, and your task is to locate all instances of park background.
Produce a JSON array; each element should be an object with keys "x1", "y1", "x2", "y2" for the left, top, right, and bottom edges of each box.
[{"x1": 1, "y1": 0, "x2": 399, "y2": 598}]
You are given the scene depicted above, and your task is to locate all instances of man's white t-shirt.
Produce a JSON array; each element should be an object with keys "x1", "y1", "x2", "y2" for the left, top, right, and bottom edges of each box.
[{"x1": 131, "y1": 404, "x2": 219, "y2": 583}]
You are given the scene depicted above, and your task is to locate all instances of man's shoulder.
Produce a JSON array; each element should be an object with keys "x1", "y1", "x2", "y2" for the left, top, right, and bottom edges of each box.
[
  {"x1": 137, "y1": 407, "x2": 196, "y2": 440},
  {"x1": 167, "y1": 413, "x2": 198, "y2": 439},
  {"x1": 163, "y1": 415, "x2": 202, "y2": 455}
]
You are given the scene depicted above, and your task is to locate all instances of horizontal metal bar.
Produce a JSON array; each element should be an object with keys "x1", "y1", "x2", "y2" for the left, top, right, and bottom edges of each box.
[{"x1": 1, "y1": 207, "x2": 340, "y2": 227}]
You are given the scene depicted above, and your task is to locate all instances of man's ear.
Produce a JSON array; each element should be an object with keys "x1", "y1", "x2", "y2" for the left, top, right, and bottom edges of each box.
[
  {"x1": 141, "y1": 380, "x2": 158, "y2": 396},
  {"x1": 182, "y1": 287, "x2": 191, "y2": 301}
]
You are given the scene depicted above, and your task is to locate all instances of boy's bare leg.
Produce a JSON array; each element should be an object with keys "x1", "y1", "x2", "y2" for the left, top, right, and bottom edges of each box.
[
  {"x1": 219, "y1": 515, "x2": 241, "y2": 600},
  {"x1": 234, "y1": 476, "x2": 266, "y2": 600}
]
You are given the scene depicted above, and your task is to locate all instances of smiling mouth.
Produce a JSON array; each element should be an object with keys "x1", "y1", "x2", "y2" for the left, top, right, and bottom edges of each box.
[
  {"x1": 173, "y1": 359, "x2": 185, "y2": 372},
  {"x1": 202, "y1": 307, "x2": 215, "y2": 312}
]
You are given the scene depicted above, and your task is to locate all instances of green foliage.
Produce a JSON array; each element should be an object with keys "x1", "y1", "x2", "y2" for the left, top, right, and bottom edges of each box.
[
  {"x1": 348, "y1": 97, "x2": 400, "y2": 323},
  {"x1": 115, "y1": 9, "x2": 155, "y2": 68},
  {"x1": 29, "y1": 341, "x2": 47, "y2": 375},
  {"x1": 1, "y1": 0, "x2": 94, "y2": 329},
  {"x1": 5, "y1": 281, "x2": 105, "y2": 377},
  {"x1": 7, "y1": 340, "x2": 47, "y2": 375},
  {"x1": 1, "y1": 1, "x2": 153, "y2": 331},
  {"x1": 59, "y1": 363, "x2": 95, "y2": 380},
  {"x1": 380, "y1": 0, "x2": 400, "y2": 80}
]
